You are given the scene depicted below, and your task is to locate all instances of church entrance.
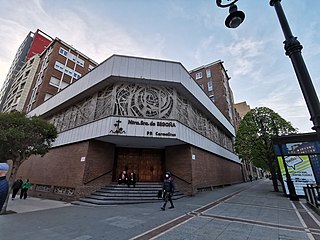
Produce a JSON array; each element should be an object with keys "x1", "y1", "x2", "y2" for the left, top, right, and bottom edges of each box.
[{"x1": 115, "y1": 148, "x2": 164, "y2": 182}]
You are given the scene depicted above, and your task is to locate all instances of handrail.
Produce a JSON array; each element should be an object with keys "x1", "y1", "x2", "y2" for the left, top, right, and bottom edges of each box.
[
  {"x1": 83, "y1": 170, "x2": 113, "y2": 185},
  {"x1": 303, "y1": 184, "x2": 319, "y2": 210},
  {"x1": 171, "y1": 173, "x2": 191, "y2": 185}
]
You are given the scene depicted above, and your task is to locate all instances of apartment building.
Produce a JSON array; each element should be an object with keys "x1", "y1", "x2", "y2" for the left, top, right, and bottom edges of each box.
[
  {"x1": 0, "y1": 30, "x2": 52, "y2": 111},
  {"x1": 189, "y1": 60, "x2": 237, "y2": 127},
  {"x1": 234, "y1": 101, "x2": 251, "y2": 119},
  {"x1": 24, "y1": 38, "x2": 98, "y2": 112},
  {"x1": 2, "y1": 55, "x2": 40, "y2": 112}
]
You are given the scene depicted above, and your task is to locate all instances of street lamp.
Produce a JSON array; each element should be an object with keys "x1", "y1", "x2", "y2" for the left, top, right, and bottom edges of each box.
[
  {"x1": 216, "y1": 0, "x2": 245, "y2": 28},
  {"x1": 216, "y1": 0, "x2": 320, "y2": 134}
]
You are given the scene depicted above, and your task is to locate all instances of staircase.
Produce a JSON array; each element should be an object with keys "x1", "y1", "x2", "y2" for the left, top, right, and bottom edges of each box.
[{"x1": 72, "y1": 182, "x2": 185, "y2": 206}]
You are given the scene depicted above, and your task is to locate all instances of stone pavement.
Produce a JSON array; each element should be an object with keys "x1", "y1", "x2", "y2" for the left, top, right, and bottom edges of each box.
[
  {"x1": 150, "y1": 181, "x2": 320, "y2": 240},
  {"x1": 7, "y1": 194, "x2": 71, "y2": 213},
  {"x1": 1, "y1": 180, "x2": 320, "y2": 240}
]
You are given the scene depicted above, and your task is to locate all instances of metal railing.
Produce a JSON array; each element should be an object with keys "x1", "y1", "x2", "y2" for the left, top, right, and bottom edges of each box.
[
  {"x1": 83, "y1": 170, "x2": 113, "y2": 185},
  {"x1": 303, "y1": 184, "x2": 320, "y2": 209},
  {"x1": 170, "y1": 173, "x2": 191, "y2": 185}
]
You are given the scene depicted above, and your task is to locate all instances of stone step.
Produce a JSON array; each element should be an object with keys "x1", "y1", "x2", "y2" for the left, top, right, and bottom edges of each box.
[
  {"x1": 76, "y1": 198, "x2": 162, "y2": 205},
  {"x1": 92, "y1": 192, "x2": 160, "y2": 196},
  {"x1": 87, "y1": 193, "x2": 184, "y2": 200},
  {"x1": 101, "y1": 184, "x2": 162, "y2": 190},
  {"x1": 98, "y1": 188, "x2": 162, "y2": 192},
  {"x1": 73, "y1": 182, "x2": 185, "y2": 206}
]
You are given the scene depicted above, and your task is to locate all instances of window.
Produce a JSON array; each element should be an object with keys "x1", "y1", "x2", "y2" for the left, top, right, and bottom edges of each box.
[
  {"x1": 208, "y1": 81, "x2": 213, "y2": 92},
  {"x1": 54, "y1": 61, "x2": 64, "y2": 71},
  {"x1": 200, "y1": 84, "x2": 204, "y2": 89},
  {"x1": 88, "y1": 65, "x2": 94, "y2": 71},
  {"x1": 195, "y1": 72, "x2": 202, "y2": 80},
  {"x1": 76, "y1": 58, "x2": 84, "y2": 67},
  {"x1": 49, "y1": 76, "x2": 60, "y2": 87},
  {"x1": 54, "y1": 61, "x2": 81, "y2": 79},
  {"x1": 209, "y1": 94, "x2": 214, "y2": 102},
  {"x1": 59, "y1": 47, "x2": 68, "y2": 57},
  {"x1": 206, "y1": 69, "x2": 211, "y2": 78}
]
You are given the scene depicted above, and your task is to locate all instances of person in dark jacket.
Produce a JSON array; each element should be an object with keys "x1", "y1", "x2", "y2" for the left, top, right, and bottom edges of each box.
[
  {"x1": 161, "y1": 171, "x2": 175, "y2": 211},
  {"x1": 11, "y1": 178, "x2": 23, "y2": 200},
  {"x1": 0, "y1": 163, "x2": 9, "y2": 212},
  {"x1": 128, "y1": 171, "x2": 137, "y2": 188}
]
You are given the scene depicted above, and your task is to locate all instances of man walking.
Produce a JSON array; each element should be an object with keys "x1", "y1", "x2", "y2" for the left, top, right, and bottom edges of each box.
[
  {"x1": 0, "y1": 163, "x2": 9, "y2": 212},
  {"x1": 161, "y1": 171, "x2": 175, "y2": 211},
  {"x1": 11, "y1": 178, "x2": 23, "y2": 200}
]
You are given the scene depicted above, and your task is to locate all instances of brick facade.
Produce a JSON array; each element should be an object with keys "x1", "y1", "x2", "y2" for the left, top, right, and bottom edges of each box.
[
  {"x1": 17, "y1": 141, "x2": 242, "y2": 201},
  {"x1": 17, "y1": 140, "x2": 115, "y2": 201},
  {"x1": 165, "y1": 144, "x2": 243, "y2": 196},
  {"x1": 165, "y1": 145, "x2": 193, "y2": 195},
  {"x1": 190, "y1": 61, "x2": 236, "y2": 126},
  {"x1": 24, "y1": 39, "x2": 97, "y2": 112}
]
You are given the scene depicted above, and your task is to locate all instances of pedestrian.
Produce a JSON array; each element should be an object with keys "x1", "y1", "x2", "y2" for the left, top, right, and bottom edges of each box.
[
  {"x1": 11, "y1": 178, "x2": 23, "y2": 200},
  {"x1": 161, "y1": 171, "x2": 175, "y2": 211},
  {"x1": 20, "y1": 179, "x2": 31, "y2": 200},
  {"x1": 128, "y1": 171, "x2": 137, "y2": 188},
  {"x1": 0, "y1": 163, "x2": 9, "y2": 211},
  {"x1": 249, "y1": 175, "x2": 253, "y2": 182}
]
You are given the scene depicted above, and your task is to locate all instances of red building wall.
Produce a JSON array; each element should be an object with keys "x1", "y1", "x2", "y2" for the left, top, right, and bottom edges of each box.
[{"x1": 26, "y1": 30, "x2": 52, "y2": 61}]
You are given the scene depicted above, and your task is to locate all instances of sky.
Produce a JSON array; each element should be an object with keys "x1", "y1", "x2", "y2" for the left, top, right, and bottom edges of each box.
[{"x1": 0, "y1": 0, "x2": 319, "y2": 133}]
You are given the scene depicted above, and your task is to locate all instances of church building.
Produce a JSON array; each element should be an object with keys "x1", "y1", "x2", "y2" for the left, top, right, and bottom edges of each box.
[{"x1": 19, "y1": 55, "x2": 243, "y2": 201}]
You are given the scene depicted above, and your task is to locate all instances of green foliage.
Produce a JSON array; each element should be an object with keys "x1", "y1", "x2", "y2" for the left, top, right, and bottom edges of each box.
[
  {"x1": 235, "y1": 107, "x2": 297, "y2": 170},
  {"x1": 0, "y1": 112, "x2": 57, "y2": 214},
  {"x1": 0, "y1": 112, "x2": 57, "y2": 164}
]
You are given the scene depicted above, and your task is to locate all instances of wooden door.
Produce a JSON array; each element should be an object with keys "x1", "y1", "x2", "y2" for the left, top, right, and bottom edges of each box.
[{"x1": 116, "y1": 148, "x2": 164, "y2": 182}]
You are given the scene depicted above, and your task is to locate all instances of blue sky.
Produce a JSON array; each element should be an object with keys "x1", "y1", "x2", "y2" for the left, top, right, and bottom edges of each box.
[{"x1": 0, "y1": 0, "x2": 319, "y2": 133}]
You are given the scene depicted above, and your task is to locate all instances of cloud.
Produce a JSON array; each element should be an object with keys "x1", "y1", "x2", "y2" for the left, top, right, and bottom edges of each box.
[
  {"x1": 256, "y1": 85, "x2": 312, "y2": 132},
  {"x1": 0, "y1": 0, "x2": 168, "y2": 87},
  {"x1": 225, "y1": 38, "x2": 265, "y2": 76}
]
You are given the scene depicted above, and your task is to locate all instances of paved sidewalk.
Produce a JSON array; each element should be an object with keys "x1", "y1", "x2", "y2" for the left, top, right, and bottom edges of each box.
[
  {"x1": 7, "y1": 194, "x2": 71, "y2": 213},
  {"x1": 1, "y1": 180, "x2": 319, "y2": 240},
  {"x1": 149, "y1": 180, "x2": 320, "y2": 240}
]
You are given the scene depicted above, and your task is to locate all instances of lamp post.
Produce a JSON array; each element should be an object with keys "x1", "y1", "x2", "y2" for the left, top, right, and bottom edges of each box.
[{"x1": 216, "y1": 0, "x2": 320, "y2": 134}]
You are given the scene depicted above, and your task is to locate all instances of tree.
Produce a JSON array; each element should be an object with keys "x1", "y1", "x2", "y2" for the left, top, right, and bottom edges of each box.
[
  {"x1": 235, "y1": 107, "x2": 297, "y2": 192},
  {"x1": 0, "y1": 112, "x2": 57, "y2": 214}
]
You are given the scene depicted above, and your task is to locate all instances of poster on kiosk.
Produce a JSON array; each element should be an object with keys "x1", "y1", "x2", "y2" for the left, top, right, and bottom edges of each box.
[
  {"x1": 277, "y1": 155, "x2": 316, "y2": 196},
  {"x1": 273, "y1": 133, "x2": 320, "y2": 197}
]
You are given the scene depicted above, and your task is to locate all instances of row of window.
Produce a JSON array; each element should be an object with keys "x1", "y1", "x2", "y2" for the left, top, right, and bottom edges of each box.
[
  {"x1": 195, "y1": 68, "x2": 211, "y2": 80},
  {"x1": 54, "y1": 61, "x2": 82, "y2": 79},
  {"x1": 59, "y1": 47, "x2": 85, "y2": 67}
]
